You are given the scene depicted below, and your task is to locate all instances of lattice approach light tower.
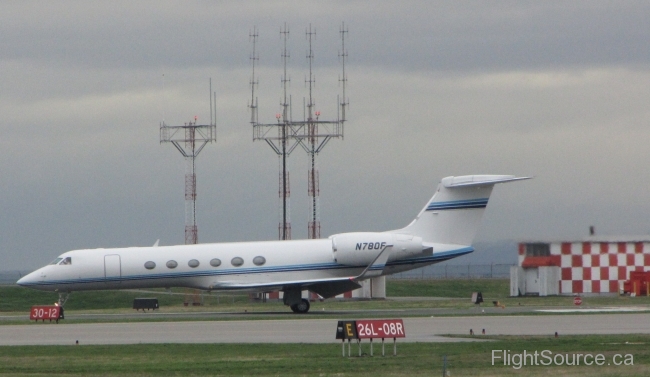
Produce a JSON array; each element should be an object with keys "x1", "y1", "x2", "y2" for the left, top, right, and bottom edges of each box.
[
  {"x1": 160, "y1": 84, "x2": 217, "y2": 245},
  {"x1": 299, "y1": 23, "x2": 348, "y2": 239},
  {"x1": 248, "y1": 23, "x2": 348, "y2": 240},
  {"x1": 248, "y1": 24, "x2": 302, "y2": 240}
]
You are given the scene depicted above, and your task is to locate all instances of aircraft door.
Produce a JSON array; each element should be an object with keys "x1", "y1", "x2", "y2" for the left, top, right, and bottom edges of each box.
[{"x1": 104, "y1": 254, "x2": 122, "y2": 283}]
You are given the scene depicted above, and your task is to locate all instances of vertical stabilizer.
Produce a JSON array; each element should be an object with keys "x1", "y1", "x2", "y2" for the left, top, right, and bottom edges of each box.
[{"x1": 392, "y1": 175, "x2": 530, "y2": 246}]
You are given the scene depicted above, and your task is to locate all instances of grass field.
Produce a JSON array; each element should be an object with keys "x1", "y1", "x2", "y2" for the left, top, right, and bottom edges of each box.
[
  {"x1": 3, "y1": 278, "x2": 512, "y2": 312},
  {"x1": 2, "y1": 281, "x2": 650, "y2": 376},
  {"x1": 386, "y1": 278, "x2": 510, "y2": 298},
  {"x1": 3, "y1": 279, "x2": 649, "y2": 315},
  {"x1": 387, "y1": 279, "x2": 650, "y2": 307},
  {"x1": 0, "y1": 334, "x2": 648, "y2": 376},
  {"x1": 3, "y1": 279, "x2": 493, "y2": 313}
]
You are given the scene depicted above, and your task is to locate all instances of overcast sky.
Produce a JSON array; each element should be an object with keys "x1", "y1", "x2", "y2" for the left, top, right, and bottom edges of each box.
[{"x1": 2, "y1": 1, "x2": 650, "y2": 270}]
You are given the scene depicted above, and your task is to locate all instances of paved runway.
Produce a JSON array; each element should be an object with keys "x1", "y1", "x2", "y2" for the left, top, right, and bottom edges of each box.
[{"x1": 1, "y1": 313, "x2": 649, "y2": 346}]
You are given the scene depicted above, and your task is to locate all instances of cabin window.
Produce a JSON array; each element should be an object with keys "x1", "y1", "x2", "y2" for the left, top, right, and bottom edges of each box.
[
  {"x1": 50, "y1": 258, "x2": 63, "y2": 265},
  {"x1": 166, "y1": 260, "x2": 178, "y2": 269},
  {"x1": 210, "y1": 258, "x2": 221, "y2": 267},
  {"x1": 144, "y1": 261, "x2": 156, "y2": 270},
  {"x1": 188, "y1": 259, "x2": 200, "y2": 268},
  {"x1": 59, "y1": 257, "x2": 72, "y2": 265},
  {"x1": 253, "y1": 256, "x2": 266, "y2": 266},
  {"x1": 231, "y1": 257, "x2": 244, "y2": 267}
]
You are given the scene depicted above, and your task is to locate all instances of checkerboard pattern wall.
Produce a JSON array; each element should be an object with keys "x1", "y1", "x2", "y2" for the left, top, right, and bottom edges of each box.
[{"x1": 519, "y1": 242, "x2": 650, "y2": 294}]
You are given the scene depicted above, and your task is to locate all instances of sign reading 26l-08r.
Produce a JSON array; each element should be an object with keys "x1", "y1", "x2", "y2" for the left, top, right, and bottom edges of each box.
[
  {"x1": 355, "y1": 242, "x2": 387, "y2": 250},
  {"x1": 356, "y1": 319, "x2": 405, "y2": 339},
  {"x1": 335, "y1": 319, "x2": 406, "y2": 340}
]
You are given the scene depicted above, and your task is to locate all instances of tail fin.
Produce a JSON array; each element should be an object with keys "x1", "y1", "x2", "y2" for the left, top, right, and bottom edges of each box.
[{"x1": 391, "y1": 175, "x2": 530, "y2": 246}]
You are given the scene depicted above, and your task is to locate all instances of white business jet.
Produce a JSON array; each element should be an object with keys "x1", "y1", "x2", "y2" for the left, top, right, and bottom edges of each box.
[{"x1": 18, "y1": 175, "x2": 528, "y2": 313}]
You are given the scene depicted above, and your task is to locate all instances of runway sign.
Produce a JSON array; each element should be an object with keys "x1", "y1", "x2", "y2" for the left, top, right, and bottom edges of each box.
[
  {"x1": 356, "y1": 319, "x2": 405, "y2": 339},
  {"x1": 30, "y1": 305, "x2": 63, "y2": 323},
  {"x1": 336, "y1": 319, "x2": 405, "y2": 339},
  {"x1": 336, "y1": 319, "x2": 405, "y2": 357}
]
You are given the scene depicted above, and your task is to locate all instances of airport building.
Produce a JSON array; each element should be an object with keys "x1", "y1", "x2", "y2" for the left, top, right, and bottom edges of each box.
[{"x1": 511, "y1": 236, "x2": 650, "y2": 296}]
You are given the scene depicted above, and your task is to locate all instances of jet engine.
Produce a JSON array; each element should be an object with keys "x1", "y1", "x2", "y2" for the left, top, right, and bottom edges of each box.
[{"x1": 331, "y1": 232, "x2": 429, "y2": 266}]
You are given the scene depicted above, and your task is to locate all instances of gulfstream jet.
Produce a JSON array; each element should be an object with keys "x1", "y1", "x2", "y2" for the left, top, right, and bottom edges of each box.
[{"x1": 18, "y1": 175, "x2": 528, "y2": 313}]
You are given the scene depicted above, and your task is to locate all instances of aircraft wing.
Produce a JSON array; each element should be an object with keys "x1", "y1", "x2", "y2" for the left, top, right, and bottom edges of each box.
[
  {"x1": 212, "y1": 276, "x2": 362, "y2": 298},
  {"x1": 212, "y1": 244, "x2": 394, "y2": 298},
  {"x1": 212, "y1": 244, "x2": 395, "y2": 298}
]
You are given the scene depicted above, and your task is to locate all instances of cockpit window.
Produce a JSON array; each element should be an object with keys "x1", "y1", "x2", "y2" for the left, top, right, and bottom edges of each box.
[
  {"x1": 49, "y1": 258, "x2": 63, "y2": 265},
  {"x1": 59, "y1": 257, "x2": 71, "y2": 265}
]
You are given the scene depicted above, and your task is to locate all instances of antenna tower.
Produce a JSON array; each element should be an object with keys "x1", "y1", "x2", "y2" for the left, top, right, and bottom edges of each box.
[
  {"x1": 250, "y1": 23, "x2": 302, "y2": 240},
  {"x1": 160, "y1": 79, "x2": 217, "y2": 245},
  {"x1": 249, "y1": 23, "x2": 348, "y2": 240},
  {"x1": 299, "y1": 22, "x2": 347, "y2": 239}
]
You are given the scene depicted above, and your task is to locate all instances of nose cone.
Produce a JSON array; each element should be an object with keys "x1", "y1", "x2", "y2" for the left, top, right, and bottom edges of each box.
[{"x1": 17, "y1": 270, "x2": 42, "y2": 288}]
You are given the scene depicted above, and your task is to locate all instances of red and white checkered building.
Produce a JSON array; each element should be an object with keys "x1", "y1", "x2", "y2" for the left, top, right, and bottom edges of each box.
[{"x1": 512, "y1": 237, "x2": 650, "y2": 296}]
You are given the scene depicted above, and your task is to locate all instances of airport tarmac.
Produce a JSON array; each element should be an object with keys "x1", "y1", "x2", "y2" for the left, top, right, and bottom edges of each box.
[
  {"x1": 0, "y1": 306, "x2": 535, "y2": 323},
  {"x1": 1, "y1": 313, "x2": 649, "y2": 346},
  {"x1": 0, "y1": 303, "x2": 589, "y2": 323}
]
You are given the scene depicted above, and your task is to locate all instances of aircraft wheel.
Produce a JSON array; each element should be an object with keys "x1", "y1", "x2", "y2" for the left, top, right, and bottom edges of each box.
[{"x1": 291, "y1": 299, "x2": 310, "y2": 314}]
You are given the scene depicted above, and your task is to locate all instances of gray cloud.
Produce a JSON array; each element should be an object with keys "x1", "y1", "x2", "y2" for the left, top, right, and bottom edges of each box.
[{"x1": 2, "y1": 1, "x2": 650, "y2": 270}]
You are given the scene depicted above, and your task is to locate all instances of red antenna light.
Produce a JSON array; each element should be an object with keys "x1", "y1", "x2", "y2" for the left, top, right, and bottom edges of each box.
[
  {"x1": 194, "y1": 115, "x2": 198, "y2": 122},
  {"x1": 315, "y1": 111, "x2": 320, "y2": 117},
  {"x1": 276, "y1": 113, "x2": 281, "y2": 119}
]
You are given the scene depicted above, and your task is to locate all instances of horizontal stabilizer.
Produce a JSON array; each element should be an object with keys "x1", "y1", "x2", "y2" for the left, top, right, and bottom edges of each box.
[{"x1": 442, "y1": 175, "x2": 531, "y2": 188}]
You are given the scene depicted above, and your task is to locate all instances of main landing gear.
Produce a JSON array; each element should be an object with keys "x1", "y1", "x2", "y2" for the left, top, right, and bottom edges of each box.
[
  {"x1": 290, "y1": 299, "x2": 310, "y2": 314},
  {"x1": 283, "y1": 288, "x2": 310, "y2": 313}
]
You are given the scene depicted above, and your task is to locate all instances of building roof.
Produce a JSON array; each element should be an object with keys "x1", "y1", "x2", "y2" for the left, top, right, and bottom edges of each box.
[{"x1": 521, "y1": 236, "x2": 650, "y2": 244}]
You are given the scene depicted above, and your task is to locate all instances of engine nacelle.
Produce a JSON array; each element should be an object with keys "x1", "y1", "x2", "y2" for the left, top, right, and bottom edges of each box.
[{"x1": 331, "y1": 232, "x2": 427, "y2": 266}]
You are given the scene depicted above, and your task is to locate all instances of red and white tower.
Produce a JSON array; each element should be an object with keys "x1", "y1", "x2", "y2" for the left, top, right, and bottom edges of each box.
[
  {"x1": 301, "y1": 23, "x2": 348, "y2": 239},
  {"x1": 249, "y1": 24, "x2": 300, "y2": 240},
  {"x1": 249, "y1": 23, "x2": 348, "y2": 241},
  {"x1": 160, "y1": 81, "x2": 217, "y2": 245}
]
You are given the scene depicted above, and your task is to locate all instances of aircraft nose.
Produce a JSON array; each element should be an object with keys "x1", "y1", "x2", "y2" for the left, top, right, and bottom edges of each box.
[{"x1": 17, "y1": 270, "x2": 39, "y2": 286}]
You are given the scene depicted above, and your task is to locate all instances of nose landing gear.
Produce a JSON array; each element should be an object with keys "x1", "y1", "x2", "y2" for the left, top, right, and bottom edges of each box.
[{"x1": 57, "y1": 292, "x2": 71, "y2": 307}]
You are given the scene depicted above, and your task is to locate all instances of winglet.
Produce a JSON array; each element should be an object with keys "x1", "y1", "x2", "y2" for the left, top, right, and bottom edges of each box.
[
  {"x1": 354, "y1": 244, "x2": 393, "y2": 281},
  {"x1": 153, "y1": 239, "x2": 160, "y2": 247}
]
